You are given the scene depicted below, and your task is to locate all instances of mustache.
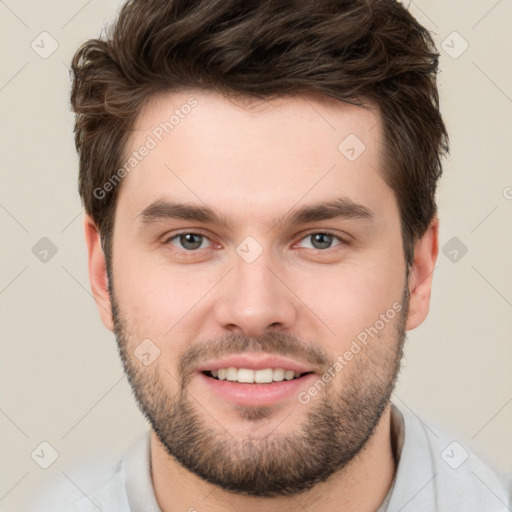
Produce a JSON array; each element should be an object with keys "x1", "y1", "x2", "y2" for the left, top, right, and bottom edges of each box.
[{"x1": 178, "y1": 332, "x2": 331, "y2": 380}]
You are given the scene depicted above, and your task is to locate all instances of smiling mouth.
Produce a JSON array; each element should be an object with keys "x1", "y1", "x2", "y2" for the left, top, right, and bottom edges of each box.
[{"x1": 201, "y1": 368, "x2": 314, "y2": 384}]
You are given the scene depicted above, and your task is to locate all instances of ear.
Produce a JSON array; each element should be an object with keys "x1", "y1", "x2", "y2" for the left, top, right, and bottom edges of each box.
[
  {"x1": 405, "y1": 215, "x2": 439, "y2": 331},
  {"x1": 84, "y1": 215, "x2": 114, "y2": 331}
]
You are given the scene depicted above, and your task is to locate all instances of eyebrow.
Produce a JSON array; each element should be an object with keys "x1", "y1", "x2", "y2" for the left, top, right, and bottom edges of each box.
[{"x1": 137, "y1": 197, "x2": 374, "y2": 229}]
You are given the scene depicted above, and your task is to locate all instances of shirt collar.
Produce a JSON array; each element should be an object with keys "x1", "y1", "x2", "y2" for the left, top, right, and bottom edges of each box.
[{"x1": 124, "y1": 431, "x2": 162, "y2": 512}]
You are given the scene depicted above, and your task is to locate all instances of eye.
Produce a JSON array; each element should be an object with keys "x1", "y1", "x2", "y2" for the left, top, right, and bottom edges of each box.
[
  {"x1": 163, "y1": 230, "x2": 347, "y2": 254},
  {"x1": 296, "y1": 231, "x2": 345, "y2": 251},
  {"x1": 165, "y1": 232, "x2": 213, "y2": 251}
]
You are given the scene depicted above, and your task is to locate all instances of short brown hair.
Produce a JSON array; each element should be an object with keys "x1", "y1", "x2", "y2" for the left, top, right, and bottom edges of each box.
[{"x1": 70, "y1": 0, "x2": 449, "y2": 267}]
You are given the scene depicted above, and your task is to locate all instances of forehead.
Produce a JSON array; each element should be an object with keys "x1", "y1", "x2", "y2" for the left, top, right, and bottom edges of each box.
[{"x1": 115, "y1": 89, "x2": 394, "y2": 228}]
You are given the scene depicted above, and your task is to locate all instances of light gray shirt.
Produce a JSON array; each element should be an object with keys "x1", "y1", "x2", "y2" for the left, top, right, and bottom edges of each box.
[{"x1": 28, "y1": 403, "x2": 512, "y2": 511}]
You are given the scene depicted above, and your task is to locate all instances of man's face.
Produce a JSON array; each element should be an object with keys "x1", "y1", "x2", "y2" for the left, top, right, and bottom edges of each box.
[{"x1": 107, "y1": 90, "x2": 410, "y2": 496}]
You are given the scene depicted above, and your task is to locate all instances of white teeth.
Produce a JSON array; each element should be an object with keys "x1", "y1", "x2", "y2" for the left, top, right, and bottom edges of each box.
[
  {"x1": 284, "y1": 370, "x2": 295, "y2": 381},
  {"x1": 237, "y1": 368, "x2": 254, "y2": 383},
  {"x1": 226, "y1": 367, "x2": 238, "y2": 381},
  {"x1": 254, "y1": 368, "x2": 273, "y2": 383},
  {"x1": 272, "y1": 368, "x2": 285, "y2": 381},
  {"x1": 209, "y1": 367, "x2": 304, "y2": 383}
]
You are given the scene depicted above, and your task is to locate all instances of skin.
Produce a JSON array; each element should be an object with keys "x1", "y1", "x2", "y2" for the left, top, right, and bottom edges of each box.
[{"x1": 84, "y1": 89, "x2": 439, "y2": 512}]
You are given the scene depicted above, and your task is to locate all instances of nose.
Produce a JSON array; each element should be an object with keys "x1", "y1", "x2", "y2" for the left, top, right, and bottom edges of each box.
[{"x1": 214, "y1": 247, "x2": 298, "y2": 337}]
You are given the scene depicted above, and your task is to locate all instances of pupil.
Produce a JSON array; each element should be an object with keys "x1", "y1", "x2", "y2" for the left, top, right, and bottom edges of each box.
[
  {"x1": 181, "y1": 233, "x2": 202, "y2": 250},
  {"x1": 179, "y1": 233, "x2": 332, "y2": 251},
  {"x1": 313, "y1": 233, "x2": 331, "y2": 249}
]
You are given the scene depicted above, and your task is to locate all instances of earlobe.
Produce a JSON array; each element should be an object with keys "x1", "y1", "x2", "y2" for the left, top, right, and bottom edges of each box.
[
  {"x1": 405, "y1": 215, "x2": 439, "y2": 331},
  {"x1": 83, "y1": 215, "x2": 114, "y2": 331}
]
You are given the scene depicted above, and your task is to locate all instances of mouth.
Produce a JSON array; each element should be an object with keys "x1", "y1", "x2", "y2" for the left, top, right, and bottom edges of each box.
[
  {"x1": 201, "y1": 367, "x2": 313, "y2": 384},
  {"x1": 195, "y1": 354, "x2": 319, "y2": 406},
  {"x1": 196, "y1": 356, "x2": 318, "y2": 407}
]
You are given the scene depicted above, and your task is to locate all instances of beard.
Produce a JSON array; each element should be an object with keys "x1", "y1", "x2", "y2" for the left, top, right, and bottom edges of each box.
[{"x1": 110, "y1": 276, "x2": 409, "y2": 498}]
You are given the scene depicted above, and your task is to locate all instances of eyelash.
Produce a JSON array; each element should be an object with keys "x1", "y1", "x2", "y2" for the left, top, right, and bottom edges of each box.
[{"x1": 163, "y1": 230, "x2": 348, "y2": 254}]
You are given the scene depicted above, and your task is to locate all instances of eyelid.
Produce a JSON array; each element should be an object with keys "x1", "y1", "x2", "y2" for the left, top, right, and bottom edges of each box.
[
  {"x1": 298, "y1": 227, "x2": 351, "y2": 242},
  {"x1": 163, "y1": 229, "x2": 350, "y2": 253},
  {"x1": 293, "y1": 229, "x2": 349, "y2": 249},
  {"x1": 163, "y1": 229, "x2": 211, "y2": 243},
  {"x1": 163, "y1": 229, "x2": 217, "y2": 250}
]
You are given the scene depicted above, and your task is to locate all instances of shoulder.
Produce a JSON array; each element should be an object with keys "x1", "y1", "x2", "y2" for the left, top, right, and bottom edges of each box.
[
  {"x1": 390, "y1": 403, "x2": 512, "y2": 511},
  {"x1": 26, "y1": 454, "x2": 130, "y2": 512}
]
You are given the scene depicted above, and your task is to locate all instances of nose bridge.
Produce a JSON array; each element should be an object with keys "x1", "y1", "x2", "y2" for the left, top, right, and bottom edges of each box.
[
  {"x1": 214, "y1": 239, "x2": 297, "y2": 335},
  {"x1": 235, "y1": 250, "x2": 277, "y2": 303}
]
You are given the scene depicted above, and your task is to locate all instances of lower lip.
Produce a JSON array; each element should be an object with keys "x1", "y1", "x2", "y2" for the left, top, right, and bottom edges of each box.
[{"x1": 197, "y1": 372, "x2": 317, "y2": 407}]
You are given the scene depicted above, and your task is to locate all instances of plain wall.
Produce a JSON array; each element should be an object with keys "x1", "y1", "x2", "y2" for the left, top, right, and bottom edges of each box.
[{"x1": 1, "y1": 1, "x2": 511, "y2": 510}]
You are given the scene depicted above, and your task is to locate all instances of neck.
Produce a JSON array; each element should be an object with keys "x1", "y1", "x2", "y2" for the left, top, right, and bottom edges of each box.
[{"x1": 150, "y1": 404, "x2": 396, "y2": 512}]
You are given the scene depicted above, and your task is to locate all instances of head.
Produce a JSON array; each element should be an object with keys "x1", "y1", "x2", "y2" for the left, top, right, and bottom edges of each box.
[{"x1": 73, "y1": 0, "x2": 448, "y2": 498}]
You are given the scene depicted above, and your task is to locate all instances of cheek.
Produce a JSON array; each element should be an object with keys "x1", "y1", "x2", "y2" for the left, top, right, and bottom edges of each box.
[
  {"x1": 299, "y1": 257, "x2": 404, "y2": 352},
  {"x1": 112, "y1": 246, "x2": 212, "y2": 337}
]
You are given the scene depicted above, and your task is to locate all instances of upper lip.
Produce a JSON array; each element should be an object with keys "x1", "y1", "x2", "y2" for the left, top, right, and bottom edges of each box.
[{"x1": 196, "y1": 354, "x2": 317, "y2": 374}]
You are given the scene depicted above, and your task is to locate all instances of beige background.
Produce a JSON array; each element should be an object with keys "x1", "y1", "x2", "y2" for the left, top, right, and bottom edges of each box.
[{"x1": 1, "y1": 1, "x2": 511, "y2": 510}]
